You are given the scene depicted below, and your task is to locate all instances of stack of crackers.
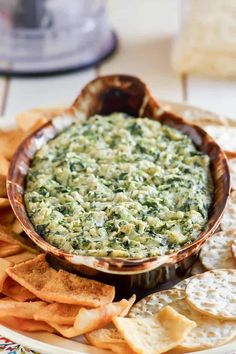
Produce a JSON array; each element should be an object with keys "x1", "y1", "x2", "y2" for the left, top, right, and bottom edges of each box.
[
  {"x1": 0, "y1": 107, "x2": 236, "y2": 353},
  {"x1": 127, "y1": 269, "x2": 236, "y2": 352}
]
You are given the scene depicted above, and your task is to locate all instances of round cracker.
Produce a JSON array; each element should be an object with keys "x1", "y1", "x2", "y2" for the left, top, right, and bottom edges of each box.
[
  {"x1": 173, "y1": 276, "x2": 194, "y2": 291},
  {"x1": 229, "y1": 158, "x2": 236, "y2": 190},
  {"x1": 171, "y1": 298, "x2": 236, "y2": 350},
  {"x1": 199, "y1": 231, "x2": 236, "y2": 270},
  {"x1": 191, "y1": 260, "x2": 206, "y2": 275},
  {"x1": 128, "y1": 288, "x2": 185, "y2": 318},
  {"x1": 186, "y1": 269, "x2": 236, "y2": 319},
  {"x1": 221, "y1": 191, "x2": 236, "y2": 231},
  {"x1": 232, "y1": 240, "x2": 236, "y2": 259}
]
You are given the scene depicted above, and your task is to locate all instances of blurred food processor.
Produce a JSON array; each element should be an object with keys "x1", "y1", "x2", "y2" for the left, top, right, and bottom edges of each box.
[{"x1": 0, "y1": 0, "x2": 117, "y2": 76}]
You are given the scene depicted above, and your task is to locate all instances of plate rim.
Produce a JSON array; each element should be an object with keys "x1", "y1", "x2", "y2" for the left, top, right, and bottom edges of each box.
[
  {"x1": 0, "y1": 325, "x2": 111, "y2": 354},
  {"x1": 1, "y1": 319, "x2": 236, "y2": 354}
]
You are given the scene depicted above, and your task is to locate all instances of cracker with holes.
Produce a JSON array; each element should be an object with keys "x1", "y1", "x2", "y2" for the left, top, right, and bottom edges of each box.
[
  {"x1": 186, "y1": 269, "x2": 236, "y2": 319},
  {"x1": 128, "y1": 289, "x2": 185, "y2": 318},
  {"x1": 221, "y1": 191, "x2": 236, "y2": 231},
  {"x1": 199, "y1": 231, "x2": 236, "y2": 270},
  {"x1": 173, "y1": 277, "x2": 193, "y2": 291},
  {"x1": 171, "y1": 298, "x2": 236, "y2": 351}
]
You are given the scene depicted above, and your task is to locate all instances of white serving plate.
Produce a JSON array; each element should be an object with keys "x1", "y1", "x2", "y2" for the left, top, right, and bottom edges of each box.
[
  {"x1": 0, "y1": 100, "x2": 236, "y2": 354},
  {"x1": 1, "y1": 325, "x2": 236, "y2": 354}
]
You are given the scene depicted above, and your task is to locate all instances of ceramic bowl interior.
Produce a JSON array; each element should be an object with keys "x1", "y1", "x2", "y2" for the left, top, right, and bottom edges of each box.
[{"x1": 7, "y1": 75, "x2": 230, "y2": 276}]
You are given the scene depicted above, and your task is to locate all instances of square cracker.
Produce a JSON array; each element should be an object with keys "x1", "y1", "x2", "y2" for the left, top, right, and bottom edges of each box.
[{"x1": 113, "y1": 306, "x2": 196, "y2": 354}]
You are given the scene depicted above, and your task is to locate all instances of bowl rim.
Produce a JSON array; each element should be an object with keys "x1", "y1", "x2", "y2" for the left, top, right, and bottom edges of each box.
[{"x1": 7, "y1": 75, "x2": 230, "y2": 275}]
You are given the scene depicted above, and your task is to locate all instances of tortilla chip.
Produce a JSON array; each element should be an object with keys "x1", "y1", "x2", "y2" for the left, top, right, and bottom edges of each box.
[
  {"x1": 28, "y1": 117, "x2": 48, "y2": 133},
  {"x1": 0, "y1": 297, "x2": 17, "y2": 301},
  {"x1": 0, "y1": 242, "x2": 22, "y2": 257},
  {"x1": 0, "y1": 156, "x2": 9, "y2": 198},
  {"x1": 0, "y1": 175, "x2": 7, "y2": 198},
  {"x1": 6, "y1": 251, "x2": 36, "y2": 264},
  {"x1": 226, "y1": 151, "x2": 236, "y2": 160},
  {"x1": 0, "y1": 316, "x2": 55, "y2": 332},
  {"x1": 0, "y1": 207, "x2": 15, "y2": 226},
  {"x1": 2, "y1": 277, "x2": 36, "y2": 301},
  {"x1": 0, "y1": 300, "x2": 46, "y2": 319},
  {"x1": 0, "y1": 156, "x2": 9, "y2": 176},
  {"x1": 120, "y1": 295, "x2": 136, "y2": 317},
  {"x1": 0, "y1": 225, "x2": 19, "y2": 245},
  {"x1": 33, "y1": 107, "x2": 66, "y2": 118},
  {"x1": 16, "y1": 107, "x2": 65, "y2": 131},
  {"x1": 16, "y1": 111, "x2": 46, "y2": 131},
  {"x1": 0, "y1": 198, "x2": 10, "y2": 209},
  {"x1": 0, "y1": 258, "x2": 13, "y2": 292},
  {"x1": 34, "y1": 294, "x2": 131, "y2": 329},
  {"x1": 0, "y1": 226, "x2": 19, "y2": 244},
  {"x1": 0, "y1": 225, "x2": 30, "y2": 255},
  {"x1": 0, "y1": 129, "x2": 26, "y2": 160},
  {"x1": 0, "y1": 225, "x2": 39, "y2": 254},
  {"x1": 11, "y1": 219, "x2": 23, "y2": 234},
  {"x1": 8, "y1": 234, "x2": 39, "y2": 255},
  {"x1": 113, "y1": 306, "x2": 196, "y2": 354},
  {"x1": 35, "y1": 302, "x2": 81, "y2": 326},
  {"x1": 7, "y1": 254, "x2": 115, "y2": 307},
  {"x1": 49, "y1": 299, "x2": 130, "y2": 338},
  {"x1": 86, "y1": 328, "x2": 135, "y2": 354},
  {"x1": 83, "y1": 293, "x2": 137, "y2": 351}
]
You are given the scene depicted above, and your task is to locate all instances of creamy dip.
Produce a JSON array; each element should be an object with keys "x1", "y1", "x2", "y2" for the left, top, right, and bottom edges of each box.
[{"x1": 24, "y1": 113, "x2": 213, "y2": 258}]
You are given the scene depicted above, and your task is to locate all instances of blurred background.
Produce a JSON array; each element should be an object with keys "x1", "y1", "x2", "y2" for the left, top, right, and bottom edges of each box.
[{"x1": 0, "y1": 0, "x2": 235, "y2": 118}]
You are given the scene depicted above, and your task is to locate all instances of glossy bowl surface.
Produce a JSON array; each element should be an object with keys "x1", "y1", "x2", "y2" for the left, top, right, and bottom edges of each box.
[{"x1": 7, "y1": 75, "x2": 230, "y2": 295}]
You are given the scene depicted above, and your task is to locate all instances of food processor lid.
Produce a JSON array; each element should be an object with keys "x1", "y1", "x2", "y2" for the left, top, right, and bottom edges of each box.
[{"x1": 0, "y1": 0, "x2": 117, "y2": 76}]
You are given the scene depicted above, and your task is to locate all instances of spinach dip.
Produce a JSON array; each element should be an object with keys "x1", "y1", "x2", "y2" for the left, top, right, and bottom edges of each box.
[{"x1": 24, "y1": 113, "x2": 213, "y2": 258}]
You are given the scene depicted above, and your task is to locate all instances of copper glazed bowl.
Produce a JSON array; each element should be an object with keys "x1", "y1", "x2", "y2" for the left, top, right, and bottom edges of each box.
[{"x1": 7, "y1": 75, "x2": 230, "y2": 298}]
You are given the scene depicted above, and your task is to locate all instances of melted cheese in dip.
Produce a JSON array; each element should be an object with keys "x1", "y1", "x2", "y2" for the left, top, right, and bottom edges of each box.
[{"x1": 24, "y1": 113, "x2": 213, "y2": 258}]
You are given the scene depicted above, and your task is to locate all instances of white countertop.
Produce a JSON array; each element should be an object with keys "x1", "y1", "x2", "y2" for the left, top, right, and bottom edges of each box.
[{"x1": 0, "y1": 0, "x2": 235, "y2": 120}]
